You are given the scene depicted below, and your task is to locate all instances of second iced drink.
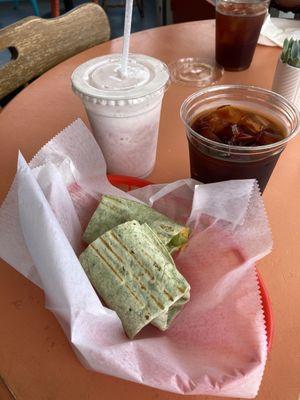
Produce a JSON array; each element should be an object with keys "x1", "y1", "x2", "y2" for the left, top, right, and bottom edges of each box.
[
  {"x1": 216, "y1": 0, "x2": 268, "y2": 71},
  {"x1": 72, "y1": 54, "x2": 169, "y2": 178}
]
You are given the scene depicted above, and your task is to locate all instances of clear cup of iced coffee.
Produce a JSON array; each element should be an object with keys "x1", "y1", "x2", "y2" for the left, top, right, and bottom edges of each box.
[
  {"x1": 181, "y1": 85, "x2": 300, "y2": 192},
  {"x1": 216, "y1": 0, "x2": 269, "y2": 71}
]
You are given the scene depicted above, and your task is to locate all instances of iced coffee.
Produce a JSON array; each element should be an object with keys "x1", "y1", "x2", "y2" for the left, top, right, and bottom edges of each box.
[
  {"x1": 181, "y1": 85, "x2": 300, "y2": 192},
  {"x1": 216, "y1": 0, "x2": 268, "y2": 71},
  {"x1": 190, "y1": 105, "x2": 285, "y2": 191}
]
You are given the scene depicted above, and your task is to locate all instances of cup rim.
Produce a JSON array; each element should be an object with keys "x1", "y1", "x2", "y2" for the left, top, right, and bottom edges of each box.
[
  {"x1": 180, "y1": 84, "x2": 300, "y2": 153},
  {"x1": 71, "y1": 54, "x2": 170, "y2": 103}
]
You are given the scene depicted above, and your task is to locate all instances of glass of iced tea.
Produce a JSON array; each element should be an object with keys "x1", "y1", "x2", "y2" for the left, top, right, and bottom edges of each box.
[
  {"x1": 180, "y1": 85, "x2": 300, "y2": 192},
  {"x1": 215, "y1": 0, "x2": 269, "y2": 71}
]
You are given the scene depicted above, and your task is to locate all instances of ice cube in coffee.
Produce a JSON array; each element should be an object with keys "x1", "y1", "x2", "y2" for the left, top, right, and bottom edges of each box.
[
  {"x1": 188, "y1": 105, "x2": 286, "y2": 191},
  {"x1": 191, "y1": 106, "x2": 285, "y2": 146}
]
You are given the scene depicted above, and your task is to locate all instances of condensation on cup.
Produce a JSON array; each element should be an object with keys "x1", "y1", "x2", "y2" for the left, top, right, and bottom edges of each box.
[{"x1": 71, "y1": 54, "x2": 170, "y2": 178}]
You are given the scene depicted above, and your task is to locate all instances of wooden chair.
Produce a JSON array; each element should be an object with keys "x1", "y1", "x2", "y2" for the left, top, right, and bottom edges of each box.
[
  {"x1": 50, "y1": 0, "x2": 100, "y2": 18},
  {"x1": 0, "y1": 3, "x2": 110, "y2": 103}
]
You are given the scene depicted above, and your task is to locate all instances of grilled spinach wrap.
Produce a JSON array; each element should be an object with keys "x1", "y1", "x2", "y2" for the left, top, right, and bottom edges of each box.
[
  {"x1": 79, "y1": 220, "x2": 190, "y2": 339},
  {"x1": 83, "y1": 195, "x2": 189, "y2": 253}
]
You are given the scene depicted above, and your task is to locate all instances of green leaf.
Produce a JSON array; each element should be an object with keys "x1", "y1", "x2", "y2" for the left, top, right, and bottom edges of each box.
[
  {"x1": 281, "y1": 38, "x2": 299, "y2": 67},
  {"x1": 281, "y1": 38, "x2": 290, "y2": 63},
  {"x1": 291, "y1": 40, "x2": 298, "y2": 61},
  {"x1": 283, "y1": 38, "x2": 289, "y2": 51}
]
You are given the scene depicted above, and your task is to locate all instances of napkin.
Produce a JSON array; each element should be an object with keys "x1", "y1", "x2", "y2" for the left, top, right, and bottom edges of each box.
[
  {"x1": 258, "y1": 14, "x2": 300, "y2": 47},
  {"x1": 0, "y1": 119, "x2": 272, "y2": 398}
]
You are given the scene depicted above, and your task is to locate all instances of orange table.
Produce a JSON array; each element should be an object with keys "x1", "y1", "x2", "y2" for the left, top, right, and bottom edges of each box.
[{"x1": 0, "y1": 20, "x2": 299, "y2": 400}]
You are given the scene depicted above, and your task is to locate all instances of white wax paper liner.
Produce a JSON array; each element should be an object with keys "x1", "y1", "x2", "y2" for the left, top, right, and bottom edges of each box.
[{"x1": 0, "y1": 119, "x2": 272, "y2": 398}]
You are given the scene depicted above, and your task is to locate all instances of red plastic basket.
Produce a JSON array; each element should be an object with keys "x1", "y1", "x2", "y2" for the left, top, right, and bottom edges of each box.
[{"x1": 108, "y1": 175, "x2": 274, "y2": 353}]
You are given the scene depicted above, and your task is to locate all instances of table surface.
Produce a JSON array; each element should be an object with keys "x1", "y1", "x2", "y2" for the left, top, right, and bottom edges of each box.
[{"x1": 0, "y1": 20, "x2": 299, "y2": 400}]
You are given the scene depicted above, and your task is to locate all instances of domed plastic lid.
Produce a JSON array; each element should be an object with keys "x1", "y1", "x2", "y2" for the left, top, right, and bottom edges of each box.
[
  {"x1": 71, "y1": 53, "x2": 169, "y2": 103},
  {"x1": 169, "y1": 58, "x2": 224, "y2": 88}
]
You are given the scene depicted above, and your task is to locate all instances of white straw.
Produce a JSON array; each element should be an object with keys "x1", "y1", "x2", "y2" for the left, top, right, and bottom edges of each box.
[{"x1": 121, "y1": 0, "x2": 134, "y2": 77}]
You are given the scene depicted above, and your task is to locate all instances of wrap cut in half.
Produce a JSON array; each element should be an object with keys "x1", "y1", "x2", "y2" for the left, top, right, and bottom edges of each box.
[
  {"x1": 83, "y1": 195, "x2": 190, "y2": 253},
  {"x1": 79, "y1": 220, "x2": 190, "y2": 339}
]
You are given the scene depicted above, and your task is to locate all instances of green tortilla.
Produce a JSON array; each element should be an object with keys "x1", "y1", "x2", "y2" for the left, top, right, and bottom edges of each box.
[
  {"x1": 79, "y1": 220, "x2": 190, "y2": 339},
  {"x1": 83, "y1": 195, "x2": 189, "y2": 253}
]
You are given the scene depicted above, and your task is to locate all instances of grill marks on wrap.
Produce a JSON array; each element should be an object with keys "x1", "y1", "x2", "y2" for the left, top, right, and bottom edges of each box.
[
  {"x1": 110, "y1": 231, "x2": 153, "y2": 280},
  {"x1": 138, "y1": 243, "x2": 186, "y2": 297},
  {"x1": 164, "y1": 290, "x2": 174, "y2": 302},
  {"x1": 79, "y1": 220, "x2": 191, "y2": 338},
  {"x1": 90, "y1": 244, "x2": 123, "y2": 282},
  {"x1": 101, "y1": 230, "x2": 167, "y2": 311},
  {"x1": 102, "y1": 197, "x2": 125, "y2": 214},
  {"x1": 83, "y1": 195, "x2": 190, "y2": 254},
  {"x1": 90, "y1": 243, "x2": 142, "y2": 304}
]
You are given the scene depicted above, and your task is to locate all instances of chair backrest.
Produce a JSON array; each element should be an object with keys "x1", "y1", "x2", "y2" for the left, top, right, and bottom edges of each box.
[{"x1": 0, "y1": 3, "x2": 110, "y2": 100}]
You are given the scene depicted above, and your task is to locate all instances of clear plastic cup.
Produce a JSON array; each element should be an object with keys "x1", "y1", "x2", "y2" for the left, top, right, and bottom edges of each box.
[
  {"x1": 71, "y1": 54, "x2": 170, "y2": 178},
  {"x1": 181, "y1": 85, "x2": 300, "y2": 192},
  {"x1": 216, "y1": 0, "x2": 269, "y2": 71}
]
